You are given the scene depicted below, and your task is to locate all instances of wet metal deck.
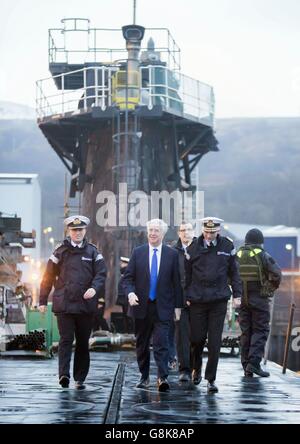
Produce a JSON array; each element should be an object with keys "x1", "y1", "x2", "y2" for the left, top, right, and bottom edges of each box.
[{"x1": 0, "y1": 351, "x2": 299, "y2": 424}]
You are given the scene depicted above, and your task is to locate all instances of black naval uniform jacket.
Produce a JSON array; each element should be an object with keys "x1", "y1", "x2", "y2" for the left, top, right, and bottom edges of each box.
[
  {"x1": 185, "y1": 234, "x2": 242, "y2": 304},
  {"x1": 40, "y1": 238, "x2": 107, "y2": 314}
]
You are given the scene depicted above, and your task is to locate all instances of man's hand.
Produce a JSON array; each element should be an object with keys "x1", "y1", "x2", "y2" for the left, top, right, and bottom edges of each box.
[
  {"x1": 174, "y1": 308, "x2": 181, "y2": 321},
  {"x1": 39, "y1": 305, "x2": 47, "y2": 314},
  {"x1": 83, "y1": 288, "x2": 96, "y2": 300},
  {"x1": 233, "y1": 297, "x2": 241, "y2": 309},
  {"x1": 128, "y1": 292, "x2": 139, "y2": 306},
  {"x1": 186, "y1": 301, "x2": 191, "y2": 307}
]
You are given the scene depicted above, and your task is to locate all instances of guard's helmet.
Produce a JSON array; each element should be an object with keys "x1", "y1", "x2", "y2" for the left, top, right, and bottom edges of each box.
[{"x1": 245, "y1": 228, "x2": 264, "y2": 245}]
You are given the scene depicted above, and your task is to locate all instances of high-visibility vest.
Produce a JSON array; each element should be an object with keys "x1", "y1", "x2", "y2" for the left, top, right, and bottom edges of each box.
[{"x1": 237, "y1": 246, "x2": 264, "y2": 285}]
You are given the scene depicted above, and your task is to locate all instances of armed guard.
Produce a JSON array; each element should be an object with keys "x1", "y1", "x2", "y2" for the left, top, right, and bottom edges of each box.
[
  {"x1": 39, "y1": 215, "x2": 107, "y2": 389},
  {"x1": 237, "y1": 228, "x2": 281, "y2": 377},
  {"x1": 185, "y1": 217, "x2": 242, "y2": 393}
]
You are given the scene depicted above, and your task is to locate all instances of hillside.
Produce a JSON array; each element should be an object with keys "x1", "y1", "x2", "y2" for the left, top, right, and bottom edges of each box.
[
  {"x1": 0, "y1": 101, "x2": 35, "y2": 120},
  {"x1": 0, "y1": 103, "x2": 299, "y2": 232},
  {"x1": 0, "y1": 118, "x2": 67, "y2": 235},
  {"x1": 199, "y1": 117, "x2": 300, "y2": 226}
]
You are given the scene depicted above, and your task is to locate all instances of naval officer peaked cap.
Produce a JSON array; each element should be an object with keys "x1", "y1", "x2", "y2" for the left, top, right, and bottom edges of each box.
[
  {"x1": 64, "y1": 215, "x2": 90, "y2": 228},
  {"x1": 201, "y1": 217, "x2": 224, "y2": 232}
]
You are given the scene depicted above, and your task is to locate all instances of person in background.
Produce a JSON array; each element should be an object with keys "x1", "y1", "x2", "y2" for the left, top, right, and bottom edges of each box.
[
  {"x1": 172, "y1": 221, "x2": 196, "y2": 382},
  {"x1": 167, "y1": 321, "x2": 177, "y2": 371},
  {"x1": 92, "y1": 284, "x2": 109, "y2": 333},
  {"x1": 237, "y1": 228, "x2": 282, "y2": 377},
  {"x1": 116, "y1": 256, "x2": 131, "y2": 333}
]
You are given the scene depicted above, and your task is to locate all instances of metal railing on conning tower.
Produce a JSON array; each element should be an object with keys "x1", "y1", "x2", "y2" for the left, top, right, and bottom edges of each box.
[
  {"x1": 36, "y1": 64, "x2": 215, "y2": 127},
  {"x1": 48, "y1": 19, "x2": 181, "y2": 72}
]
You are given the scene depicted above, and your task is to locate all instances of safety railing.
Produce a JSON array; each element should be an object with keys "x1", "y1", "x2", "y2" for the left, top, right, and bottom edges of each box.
[
  {"x1": 140, "y1": 65, "x2": 214, "y2": 125},
  {"x1": 36, "y1": 65, "x2": 118, "y2": 119},
  {"x1": 36, "y1": 64, "x2": 215, "y2": 126},
  {"x1": 48, "y1": 20, "x2": 181, "y2": 72}
]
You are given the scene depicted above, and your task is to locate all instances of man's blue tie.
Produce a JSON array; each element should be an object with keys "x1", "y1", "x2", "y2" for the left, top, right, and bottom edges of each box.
[{"x1": 149, "y1": 248, "x2": 158, "y2": 301}]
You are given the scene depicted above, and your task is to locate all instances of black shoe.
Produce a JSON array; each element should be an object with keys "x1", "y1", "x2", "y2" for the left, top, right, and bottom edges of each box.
[
  {"x1": 179, "y1": 372, "x2": 191, "y2": 383},
  {"x1": 246, "y1": 363, "x2": 270, "y2": 377},
  {"x1": 136, "y1": 377, "x2": 150, "y2": 389},
  {"x1": 192, "y1": 369, "x2": 202, "y2": 385},
  {"x1": 157, "y1": 377, "x2": 170, "y2": 392},
  {"x1": 244, "y1": 370, "x2": 254, "y2": 377},
  {"x1": 207, "y1": 381, "x2": 219, "y2": 393},
  {"x1": 75, "y1": 381, "x2": 86, "y2": 390},
  {"x1": 59, "y1": 375, "x2": 70, "y2": 388}
]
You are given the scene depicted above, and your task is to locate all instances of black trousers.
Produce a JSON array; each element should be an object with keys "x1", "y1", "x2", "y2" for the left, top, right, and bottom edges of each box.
[
  {"x1": 190, "y1": 300, "x2": 227, "y2": 382},
  {"x1": 175, "y1": 306, "x2": 191, "y2": 373},
  {"x1": 239, "y1": 293, "x2": 270, "y2": 368},
  {"x1": 134, "y1": 302, "x2": 170, "y2": 379},
  {"x1": 56, "y1": 313, "x2": 93, "y2": 382}
]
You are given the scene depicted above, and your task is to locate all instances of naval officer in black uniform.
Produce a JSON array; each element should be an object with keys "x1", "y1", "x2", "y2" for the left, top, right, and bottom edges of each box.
[
  {"x1": 185, "y1": 217, "x2": 242, "y2": 393},
  {"x1": 39, "y1": 215, "x2": 107, "y2": 389}
]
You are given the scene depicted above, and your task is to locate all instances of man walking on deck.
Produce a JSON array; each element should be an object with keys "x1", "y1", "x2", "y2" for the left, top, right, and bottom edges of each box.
[
  {"x1": 237, "y1": 228, "x2": 281, "y2": 377},
  {"x1": 123, "y1": 219, "x2": 183, "y2": 392},
  {"x1": 185, "y1": 217, "x2": 242, "y2": 393},
  {"x1": 39, "y1": 215, "x2": 106, "y2": 389}
]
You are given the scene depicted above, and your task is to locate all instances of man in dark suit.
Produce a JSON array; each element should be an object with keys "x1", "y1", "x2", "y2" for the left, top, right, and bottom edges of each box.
[
  {"x1": 172, "y1": 221, "x2": 196, "y2": 383},
  {"x1": 123, "y1": 219, "x2": 183, "y2": 392}
]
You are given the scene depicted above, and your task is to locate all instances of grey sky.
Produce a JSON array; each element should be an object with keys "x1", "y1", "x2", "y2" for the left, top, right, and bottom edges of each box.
[{"x1": 0, "y1": 0, "x2": 299, "y2": 117}]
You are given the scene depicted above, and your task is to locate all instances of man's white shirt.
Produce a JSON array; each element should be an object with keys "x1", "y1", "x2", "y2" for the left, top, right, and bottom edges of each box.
[
  {"x1": 71, "y1": 240, "x2": 83, "y2": 248},
  {"x1": 128, "y1": 244, "x2": 162, "y2": 301},
  {"x1": 149, "y1": 243, "x2": 162, "y2": 274},
  {"x1": 204, "y1": 239, "x2": 217, "y2": 248}
]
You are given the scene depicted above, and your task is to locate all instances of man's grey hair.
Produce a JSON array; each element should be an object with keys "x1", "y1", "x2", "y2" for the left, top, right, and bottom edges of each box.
[{"x1": 146, "y1": 219, "x2": 168, "y2": 235}]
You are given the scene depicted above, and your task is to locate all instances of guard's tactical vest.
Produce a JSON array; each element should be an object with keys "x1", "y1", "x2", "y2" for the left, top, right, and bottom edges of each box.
[{"x1": 236, "y1": 246, "x2": 271, "y2": 299}]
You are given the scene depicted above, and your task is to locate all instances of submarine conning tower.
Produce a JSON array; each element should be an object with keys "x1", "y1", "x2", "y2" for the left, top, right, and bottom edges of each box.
[{"x1": 36, "y1": 18, "x2": 218, "y2": 304}]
